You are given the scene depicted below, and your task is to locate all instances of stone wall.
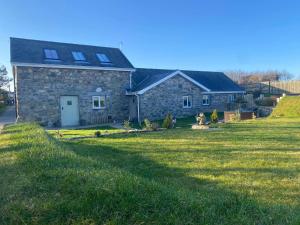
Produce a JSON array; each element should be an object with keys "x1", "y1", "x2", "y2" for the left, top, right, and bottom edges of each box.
[
  {"x1": 138, "y1": 74, "x2": 243, "y2": 121},
  {"x1": 15, "y1": 66, "x2": 131, "y2": 126}
]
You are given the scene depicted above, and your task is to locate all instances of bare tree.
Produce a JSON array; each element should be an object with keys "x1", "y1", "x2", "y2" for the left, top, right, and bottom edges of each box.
[
  {"x1": 0, "y1": 65, "x2": 12, "y2": 89},
  {"x1": 225, "y1": 70, "x2": 294, "y2": 84},
  {"x1": 278, "y1": 70, "x2": 294, "y2": 81}
]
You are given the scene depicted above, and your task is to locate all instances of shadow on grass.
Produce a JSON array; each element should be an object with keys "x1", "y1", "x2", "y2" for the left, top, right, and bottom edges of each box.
[
  {"x1": 1, "y1": 124, "x2": 299, "y2": 224},
  {"x1": 61, "y1": 140, "x2": 299, "y2": 224}
]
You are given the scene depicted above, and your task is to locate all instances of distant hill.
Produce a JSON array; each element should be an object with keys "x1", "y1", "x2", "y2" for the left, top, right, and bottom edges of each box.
[{"x1": 271, "y1": 96, "x2": 300, "y2": 117}]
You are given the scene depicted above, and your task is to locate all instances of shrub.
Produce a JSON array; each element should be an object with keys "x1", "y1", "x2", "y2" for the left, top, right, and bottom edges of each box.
[
  {"x1": 94, "y1": 131, "x2": 101, "y2": 137},
  {"x1": 123, "y1": 120, "x2": 131, "y2": 130},
  {"x1": 143, "y1": 119, "x2": 160, "y2": 131},
  {"x1": 162, "y1": 113, "x2": 173, "y2": 129},
  {"x1": 151, "y1": 122, "x2": 160, "y2": 131},
  {"x1": 255, "y1": 97, "x2": 275, "y2": 106},
  {"x1": 210, "y1": 109, "x2": 218, "y2": 123},
  {"x1": 144, "y1": 118, "x2": 152, "y2": 130}
]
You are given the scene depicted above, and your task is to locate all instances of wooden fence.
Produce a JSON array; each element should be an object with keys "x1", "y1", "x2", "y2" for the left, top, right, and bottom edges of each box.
[{"x1": 242, "y1": 80, "x2": 300, "y2": 95}]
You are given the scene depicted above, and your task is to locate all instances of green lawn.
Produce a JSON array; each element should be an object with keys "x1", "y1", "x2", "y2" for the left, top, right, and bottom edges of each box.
[
  {"x1": 47, "y1": 125, "x2": 125, "y2": 139},
  {"x1": 271, "y1": 96, "x2": 300, "y2": 118},
  {"x1": 0, "y1": 118, "x2": 299, "y2": 224}
]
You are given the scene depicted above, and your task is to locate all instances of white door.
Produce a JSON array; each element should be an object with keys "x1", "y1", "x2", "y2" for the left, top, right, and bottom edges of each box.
[{"x1": 60, "y1": 96, "x2": 79, "y2": 127}]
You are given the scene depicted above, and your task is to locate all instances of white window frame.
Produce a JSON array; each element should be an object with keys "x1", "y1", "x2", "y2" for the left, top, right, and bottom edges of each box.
[
  {"x1": 228, "y1": 94, "x2": 235, "y2": 103},
  {"x1": 92, "y1": 96, "x2": 106, "y2": 109},
  {"x1": 202, "y1": 95, "x2": 210, "y2": 106},
  {"x1": 183, "y1": 96, "x2": 192, "y2": 108}
]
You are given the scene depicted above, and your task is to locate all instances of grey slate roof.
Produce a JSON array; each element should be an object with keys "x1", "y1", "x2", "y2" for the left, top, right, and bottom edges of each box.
[
  {"x1": 10, "y1": 37, "x2": 134, "y2": 69},
  {"x1": 131, "y1": 68, "x2": 244, "y2": 92}
]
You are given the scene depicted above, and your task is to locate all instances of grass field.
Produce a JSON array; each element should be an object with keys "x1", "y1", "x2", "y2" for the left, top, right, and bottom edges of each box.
[
  {"x1": 0, "y1": 117, "x2": 300, "y2": 224},
  {"x1": 271, "y1": 96, "x2": 300, "y2": 117}
]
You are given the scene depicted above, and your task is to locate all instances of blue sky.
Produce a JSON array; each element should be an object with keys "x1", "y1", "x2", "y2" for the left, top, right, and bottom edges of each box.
[{"x1": 1, "y1": 0, "x2": 300, "y2": 85}]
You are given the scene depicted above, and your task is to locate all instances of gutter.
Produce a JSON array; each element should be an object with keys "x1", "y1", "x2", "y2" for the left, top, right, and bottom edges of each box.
[
  {"x1": 201, "y1": 91, "x2": 246, "y2": 94},
  {"x1": 11, "y1": 62, "x2": 136, "y2": 72}
]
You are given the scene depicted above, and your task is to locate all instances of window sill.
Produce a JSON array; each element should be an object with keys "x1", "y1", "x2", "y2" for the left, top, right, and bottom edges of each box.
[{"x1": 92, "y1": 108, "x2": 106, "y2": 110}]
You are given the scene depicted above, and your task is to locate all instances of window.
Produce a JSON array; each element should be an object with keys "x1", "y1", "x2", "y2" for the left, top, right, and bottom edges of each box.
[
  {"x1": 202, "y1": 95, "x2": 210, "y2": 105},
  {"x1": 72, "y1": 51, "x2": 86, "y2": 61},
  {"x1": 92, "y1": 96, "x2": 105, "y2": 109},
  {"x1": 96, "y1": 53, "x2": 111, "y2": 64},
  {"x1": 228, "y1": 94, "x2": 235, "y2": 103},
  {"x1": 44, "y1": 49, "x2": 59, "y2": 60},
  {"x1": 183, "y1": 96, "x2": 192, "y2": 108}
]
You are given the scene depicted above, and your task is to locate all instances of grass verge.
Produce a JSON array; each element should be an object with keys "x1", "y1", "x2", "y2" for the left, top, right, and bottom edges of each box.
[{"x1": 271, "y1": 96, "x2": 300, "y2": 117}]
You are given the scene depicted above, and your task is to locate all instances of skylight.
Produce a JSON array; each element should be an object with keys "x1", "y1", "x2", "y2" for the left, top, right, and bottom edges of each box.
[
  {"x1": 44, "y1": 49, "x2": 59, "y2": 60},
  {"x1": 72, "y1": 51, "x2": 86, "y2": 61},
  {"x1": 96, "y1": 53, "x2": 111, "y2": 64}
]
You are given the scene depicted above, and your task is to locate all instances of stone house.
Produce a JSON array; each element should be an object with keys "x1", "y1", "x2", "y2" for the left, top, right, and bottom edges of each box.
[{"x1": 10, "y1": 37, "x2": 244, "y2": 127}]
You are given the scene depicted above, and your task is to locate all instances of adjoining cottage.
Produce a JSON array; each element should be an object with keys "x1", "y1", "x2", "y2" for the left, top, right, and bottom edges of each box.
[{"x1": 10, "y1": 37, "x2": 244, "y2": 127}]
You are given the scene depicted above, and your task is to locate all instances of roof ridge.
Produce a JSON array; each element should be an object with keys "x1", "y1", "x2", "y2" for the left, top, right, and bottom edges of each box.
[
  {"x1": 136, "y1": 67, "x2": 224, "y2": 74},
  {"x1": 10, "y1": 37, "x2": 120, "y2": 50}
]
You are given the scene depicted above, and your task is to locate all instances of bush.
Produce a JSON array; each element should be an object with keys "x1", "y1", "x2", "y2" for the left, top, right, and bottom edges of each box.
[
  {"x1": 210, "y1": 109, "x2": 218, "y2": 123},
  {"x1": 162, "y1": 113, "x2": 173, "y2": 129},
  {"x1": 143, "y1": 119, "x2": 160, "y2": 131},
  {"x1": 123, "y1": 120, "x2": 131, "y2": 130},
  {"x1": 144, "y1": 118, "x2": 152, "y2": 130},
  {"x1": 94, "y1": 131, "x2": 101, "y2": 137},
  {"x1": 151, "y1": 122, "x2": 160, "y2": 131},
  {"x1": 255, "y1": 97, "x2": 275, "y2": 106}
]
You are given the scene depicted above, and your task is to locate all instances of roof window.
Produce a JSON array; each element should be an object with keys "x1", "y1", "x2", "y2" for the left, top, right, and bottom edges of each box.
[
  {"x1": 44, "y1": 49, "x2": 59, "y2": 60},
  {"x1": 96, "y1": 53, "x2": 111, "y2": 64},
  {"x1": 72, "y1": 51, "x2": 86, "y2": 61}
]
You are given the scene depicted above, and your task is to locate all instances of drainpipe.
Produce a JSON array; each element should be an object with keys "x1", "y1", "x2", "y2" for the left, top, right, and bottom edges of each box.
[
  {"x1": 135, "y1": 93, "x2": 140, "y2": 124},
  {"x1": 13, "y1": 66, "x2": 17, "y2": 120},
  {"x1": 129, "y1": 72, "x2": 132, "y2": 90}
]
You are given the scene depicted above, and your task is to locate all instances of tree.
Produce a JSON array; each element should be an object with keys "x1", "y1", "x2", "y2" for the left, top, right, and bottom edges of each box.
[
  {"x1": 0, "y1": 65, "x2": 12, "y2": 89},
  {"x1": 278, "y1": 70, "x2": 294, "y2": 81},
  {"x1": 225, "y1": 70, "x2": 294, "y2": 85}
]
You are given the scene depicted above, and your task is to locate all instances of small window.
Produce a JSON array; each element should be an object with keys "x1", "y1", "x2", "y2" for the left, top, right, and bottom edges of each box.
[
  {"x1": 44, "y1": 49, "x2": 59, "y2": 60},
  {"x1": 67, "y1": 100, "x2": 72, "y2": 105},
  {"x1": 96, "y1": 53, "x2": 111, "y2": 64},
  {"x1": 228, "y1": 94, "x2": 235, "y2": 103},
  {"x1": 92, "y1": 96, "x2": 105, "y2": 109},
  {"x1": 183, "y1": 96, "x2": 192, "y2": 108},
  {"x1": 202, "y1": 95, "x2": 210, "y2": 105},
  {"x1": 72, "y1": 51, "x2": 86, "y2": 61}
]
